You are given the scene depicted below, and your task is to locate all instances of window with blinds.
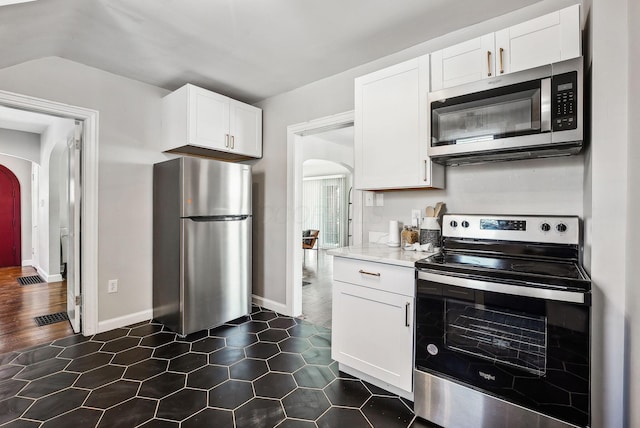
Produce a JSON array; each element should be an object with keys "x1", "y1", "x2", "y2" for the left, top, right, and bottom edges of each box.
[{"x1": 302, "y1": 175, "x2": 348, "y2": 249}]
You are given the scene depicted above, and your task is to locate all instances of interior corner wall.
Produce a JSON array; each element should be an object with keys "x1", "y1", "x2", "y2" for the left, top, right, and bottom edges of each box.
[
  {"x1": 0, "y1": 128, "x2": 40, "y2": 164},
  {"x1": 625, "y1": 0, "x2": 640, "y2": 425},
  {"x1": 0, "y1": 154, "x2": 32, "y2": 263},
  {"x1": 0, "y1": 56, "x2": 170, "y2": 324},
  {"x1": 590, "y1": 0, "x2": 629, "y2": 426}
]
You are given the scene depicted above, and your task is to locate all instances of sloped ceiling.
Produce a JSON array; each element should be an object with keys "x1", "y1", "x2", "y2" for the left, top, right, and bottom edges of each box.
[{"x1": 0, "y1": 0, "x2": 540, "y2": 103}]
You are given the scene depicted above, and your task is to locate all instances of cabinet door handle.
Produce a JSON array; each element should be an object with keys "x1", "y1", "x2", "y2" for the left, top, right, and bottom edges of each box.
[
  {"x1": 225, "y1": 134, "x2": 230, "y2": 148},
  {"x1": 487, "y1": 51, "x2": 492, "y2": 77},
  {"x1": 405, "y1": 302, "x2": 411, "y2": 327},
  {"x1": 231, "y1": 135, "x2": 235, "y2": 149},
  {"x1": 358, "y1": 269, "x2": 380, "y2": 277},
  {"x1": 499, "y1": 48, "x2": 504, "y2": 74},
  {"x1": 423, "y1": 160, "x2": 428, "y2": 182}
]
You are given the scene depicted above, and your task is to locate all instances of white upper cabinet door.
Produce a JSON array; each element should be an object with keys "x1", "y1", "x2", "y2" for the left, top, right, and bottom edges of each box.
[
  {"x1": 229, "y1": 100, "x2": 262, "y2": 158},
  {"x1": 189, "y1": 86, "x2": 230, "y2": 150},
  {"x1": 494, "y1": 4, "x2": 581, "y2": 75},
  {"x1": 355, "y1": 55, "x2": 443, "y2": 190},
  {"x1": 430, "y1": 33, "x2": 495, "y2": 91}
]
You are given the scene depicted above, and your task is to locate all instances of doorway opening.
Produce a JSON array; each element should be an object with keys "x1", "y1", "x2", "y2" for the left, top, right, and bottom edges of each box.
[
  {"x1": 0, "y1": 164, "x2": 21, "y2": 267},
  {"x1": 285, "y1": 111, "x2": 362, "y2": 321},
  {"x1": 300, "y1": 159, "x2": 353, "y2": 328},
  {"x1": 0, "y1": 90, "x2": 99, "y2": 351}
]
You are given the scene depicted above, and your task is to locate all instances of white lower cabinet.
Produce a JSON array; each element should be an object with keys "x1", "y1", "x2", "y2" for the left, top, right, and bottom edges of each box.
[{"x1": 331, "y1": 257, "x2": 414, "y2": 395}]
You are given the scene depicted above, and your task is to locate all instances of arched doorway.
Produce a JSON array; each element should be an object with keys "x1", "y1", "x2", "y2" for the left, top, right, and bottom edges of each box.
[{"x1": 0, "y1": 164, "x2": 21, "y2": 267}]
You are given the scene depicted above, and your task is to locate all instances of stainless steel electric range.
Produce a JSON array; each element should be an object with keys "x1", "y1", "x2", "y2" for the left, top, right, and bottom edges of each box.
[{"x1": 414, "y1": 214, "x2": 591, "y2": 428}]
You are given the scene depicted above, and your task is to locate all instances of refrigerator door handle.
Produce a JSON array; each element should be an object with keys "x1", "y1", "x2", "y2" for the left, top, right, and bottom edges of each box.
[{"x1": 186, "y1": 215, "x2": 250, "y2": 222}]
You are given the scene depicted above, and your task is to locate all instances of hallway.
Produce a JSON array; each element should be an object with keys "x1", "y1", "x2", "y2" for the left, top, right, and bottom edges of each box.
[
  {"x1": 301, "y1": 250, "x2": 333, "y2": 329},
  {"x1": 0, "y1": 266, "x2": 73, "y2": 354}
]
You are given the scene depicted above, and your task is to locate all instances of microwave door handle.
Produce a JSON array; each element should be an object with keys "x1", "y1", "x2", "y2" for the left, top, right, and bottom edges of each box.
[{"x1": 541, "y1": 77, "x2": 551, "y2": 132}]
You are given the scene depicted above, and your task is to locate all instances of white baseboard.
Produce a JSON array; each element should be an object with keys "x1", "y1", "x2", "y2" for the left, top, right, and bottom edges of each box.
[
  {"x1": 22, "y1": 259, "x2": 33, "y2": 267},
  {"x1": 35, "y1": 266, "x2": 63, "y2": 283},
  {"x1": 97, "y1": 309, "x2": 153, "y2": 334},
  {"x1": 252, "y1": 294, "x2": 288, "y2": 316}
]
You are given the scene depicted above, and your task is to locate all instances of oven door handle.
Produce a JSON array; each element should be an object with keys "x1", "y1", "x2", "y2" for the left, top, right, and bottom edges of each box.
[{"x1": 417, "y1": 270, "x2": 589, "y2": 304}]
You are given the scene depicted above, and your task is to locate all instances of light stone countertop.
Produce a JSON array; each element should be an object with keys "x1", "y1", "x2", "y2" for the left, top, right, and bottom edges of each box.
[{"x1": 326, "y1": 243, "x2": 438, "y2": 268}]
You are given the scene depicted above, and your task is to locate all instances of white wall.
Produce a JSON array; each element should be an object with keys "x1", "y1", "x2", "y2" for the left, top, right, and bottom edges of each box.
[
  {"x1": 253, "y1": 0, "x2": 582, "y2": 304},
  {"x1": 302, "y1": 132, "x2": 354, "y2": 170},
  {"x1": 625, "y1": 0, "x2": 640, "y2": 426},
  {"x1": 0, "y1": 128, "x2": 40, "y2": 164},
  {"x1": 37, "y1": 118, "x2": 75, "y2": 280},
  {"x1": 590, "y1": 0, "x2": 630, "y2": 425},
  {"x1": 362, "y1": 155, "x2": 584, "y2": 236},
  {"x1": 0, "y1": 154, "x2": 32, "y2": 263},
  {"x1": 0, "y1": 56, "x2": 170, "y2": 323}
]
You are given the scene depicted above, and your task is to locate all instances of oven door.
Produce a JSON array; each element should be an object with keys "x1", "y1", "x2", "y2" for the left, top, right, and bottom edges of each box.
[{"x1": 415, "y1": 270, "x2": 590, "y2": 427}]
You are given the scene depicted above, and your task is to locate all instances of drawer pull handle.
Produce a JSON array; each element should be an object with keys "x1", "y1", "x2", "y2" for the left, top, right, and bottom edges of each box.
[
  {"x1": 358, "y1": 269, "x2": 381, "y2": 277},
  {"x1": 499, "y1": 47, "x2": 505, "y2": 74},
  {"x1": 487, "y1": 50, "x2": 492, "y2": 77},
  {"x1": 405, "y1": 302, "x2": 410, "y2": 327}
]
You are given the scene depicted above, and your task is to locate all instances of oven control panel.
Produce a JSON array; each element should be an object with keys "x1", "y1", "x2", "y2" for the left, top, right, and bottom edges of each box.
[{"x1": 443, "y1": 215, "x2": 580, "y2": 245}]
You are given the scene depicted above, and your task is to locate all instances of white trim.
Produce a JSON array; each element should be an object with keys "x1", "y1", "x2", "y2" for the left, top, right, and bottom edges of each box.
[
  {"x1": 303, "y1": 174, "x2": 346, "y2": 181},
  {"x1": 338, "y1": 363, "x2": 414, "y2": 401},
  {"x1": 97, "y1": 309, "x2": 153, "y2": 334},
  {"x1": 252, "y1": 294, "x2": 288, "y2": 315},
  {"x1": 21, "y1": 259, "x2": 33, "y2": 267},
  {"x1": 35, "y1": 265, "x2": 63, "y2": 283},
  {"x1": 285, "y1": 111, "x2": 361, "y2": 317},
  {"x1": 0, "y1": 89, "x2": 100, "y2": 336}
]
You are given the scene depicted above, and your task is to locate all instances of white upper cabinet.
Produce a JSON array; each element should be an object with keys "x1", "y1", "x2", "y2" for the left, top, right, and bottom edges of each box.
[
  {"x1": 354, "y1": 55, "x2": 444, "y2": 190},
  {"x1": 162, "y1": 84, "x2": 262, "y2": 161},
  {"x1": 431, "y1": 4, "x2": 581, "y2": 91},
  {"x1": 495, "y1": 4, "x2": 581, "y2": 75}
]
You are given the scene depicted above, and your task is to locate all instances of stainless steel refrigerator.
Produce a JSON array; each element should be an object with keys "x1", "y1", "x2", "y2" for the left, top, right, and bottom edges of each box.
[{"x1": 153, "y1": 157, "x2": 252, "y2": 336}]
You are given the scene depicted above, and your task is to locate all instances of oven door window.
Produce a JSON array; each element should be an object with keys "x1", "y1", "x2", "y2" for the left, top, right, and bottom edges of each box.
[
  {"x1": 445, "y1": 300, "x2": 547, "y2": 376},
  {"x1": 431, "y1": 80, "x2": 543, "y2": 147}
]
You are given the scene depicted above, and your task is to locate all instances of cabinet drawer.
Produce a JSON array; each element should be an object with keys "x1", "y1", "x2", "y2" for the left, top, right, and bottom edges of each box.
[{"x1": 333, "y1": 257, "x2": 415, "y2": 297}]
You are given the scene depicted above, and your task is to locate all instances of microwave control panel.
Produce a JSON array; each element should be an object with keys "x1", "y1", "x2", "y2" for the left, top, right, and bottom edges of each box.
[{"x1": 552, "y1": 71, "x2": 578, "y2": 131}]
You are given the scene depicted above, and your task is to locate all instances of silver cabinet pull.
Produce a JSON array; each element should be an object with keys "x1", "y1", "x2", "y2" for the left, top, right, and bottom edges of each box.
[
  {"x1": 225, "y1": 134, "x2": 230, "y2": 148},
  {"x1": 499, "y1": 47, "x2": 505, "y2": 74},
  {"x1": 405, "y1": 302, "x2": 410, "y2": 327},
  {"x1": 487, "y1": 51, "x2": 492, "y2": 77},
  {"x1": 423, "y1": 160, "x2": 428, "y2": 182},
  {"x1": 231, "y1": 135, "x2": 235, "y2": 149},
  {"x1": 358, "y1": 269, "x2": 380, "y2": 277}
]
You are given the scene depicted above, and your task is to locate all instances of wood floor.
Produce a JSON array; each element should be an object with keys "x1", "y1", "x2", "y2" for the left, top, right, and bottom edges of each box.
[{"x1": 0, "y1": 265, "x2": 73, "y2": 354}]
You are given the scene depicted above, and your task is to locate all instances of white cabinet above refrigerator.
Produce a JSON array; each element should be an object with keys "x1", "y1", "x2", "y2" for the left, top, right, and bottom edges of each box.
[{"x1": 161, "y1": 84, "x2": 262, "y2": 161}]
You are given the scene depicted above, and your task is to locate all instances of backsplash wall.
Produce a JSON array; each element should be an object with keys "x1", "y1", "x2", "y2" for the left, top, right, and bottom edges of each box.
[{"x1": 362, "y1": 154, "x2": 585, "y2": 240}]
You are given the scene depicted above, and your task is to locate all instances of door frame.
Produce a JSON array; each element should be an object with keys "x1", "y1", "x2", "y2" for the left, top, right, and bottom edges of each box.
[
  {"x1": 285, "y1": 110, "x2": 361, "y2": 317},
  {"x1": 0, "y1": 89, "x2": 99, "y2": 336},
  {"x1": 0, "y1": 164, "x2": 21, "y2": 266}
]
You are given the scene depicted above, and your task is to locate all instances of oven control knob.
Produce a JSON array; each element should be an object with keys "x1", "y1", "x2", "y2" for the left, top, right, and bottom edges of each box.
[
  {"x1": 450, "y1": 220, "x2": 458, "y2": 228},
  {"x1": 541, "y1": 223, "x2": 551, "y2": 232},
  {"x1": 461, "y1": 221, "x2": 470, "y2": 228},
  {"x1": 556, "y1": 223, "x2": 567, "y2": 233}
]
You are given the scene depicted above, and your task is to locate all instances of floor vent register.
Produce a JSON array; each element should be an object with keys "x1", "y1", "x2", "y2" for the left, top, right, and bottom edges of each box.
[
  {"x1": 17, "y1": 275, "x2": 45, "y2": 286},
  {"x1": 34, "y1": 312, "x2": 69, "y2": 327}
]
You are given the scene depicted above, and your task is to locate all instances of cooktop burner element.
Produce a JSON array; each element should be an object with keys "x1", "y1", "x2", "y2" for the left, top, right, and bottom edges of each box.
[{"x1": 415, "y1": 214, "x2": 591, "y2": 292}]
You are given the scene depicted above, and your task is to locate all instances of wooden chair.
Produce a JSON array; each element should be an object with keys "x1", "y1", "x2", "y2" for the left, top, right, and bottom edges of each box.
[{"x1": 302, "y1": 229, "x2": 320, "y2": 264}]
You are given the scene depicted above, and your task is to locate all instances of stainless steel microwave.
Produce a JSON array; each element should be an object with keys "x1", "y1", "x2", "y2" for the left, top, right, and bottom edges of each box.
[{"x1": 427, "y1": 57, "x2": 583, "y2": 166}]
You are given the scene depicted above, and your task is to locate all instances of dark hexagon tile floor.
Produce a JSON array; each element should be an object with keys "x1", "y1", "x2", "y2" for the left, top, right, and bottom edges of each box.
[{"x1": 0, "y1": 306, "x2": 440, "y2": 427}]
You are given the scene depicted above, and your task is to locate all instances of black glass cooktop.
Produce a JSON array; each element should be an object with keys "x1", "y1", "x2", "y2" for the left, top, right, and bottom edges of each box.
[{"x1": 416, "y1": 252, "x2": 591, "y2": 291}]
